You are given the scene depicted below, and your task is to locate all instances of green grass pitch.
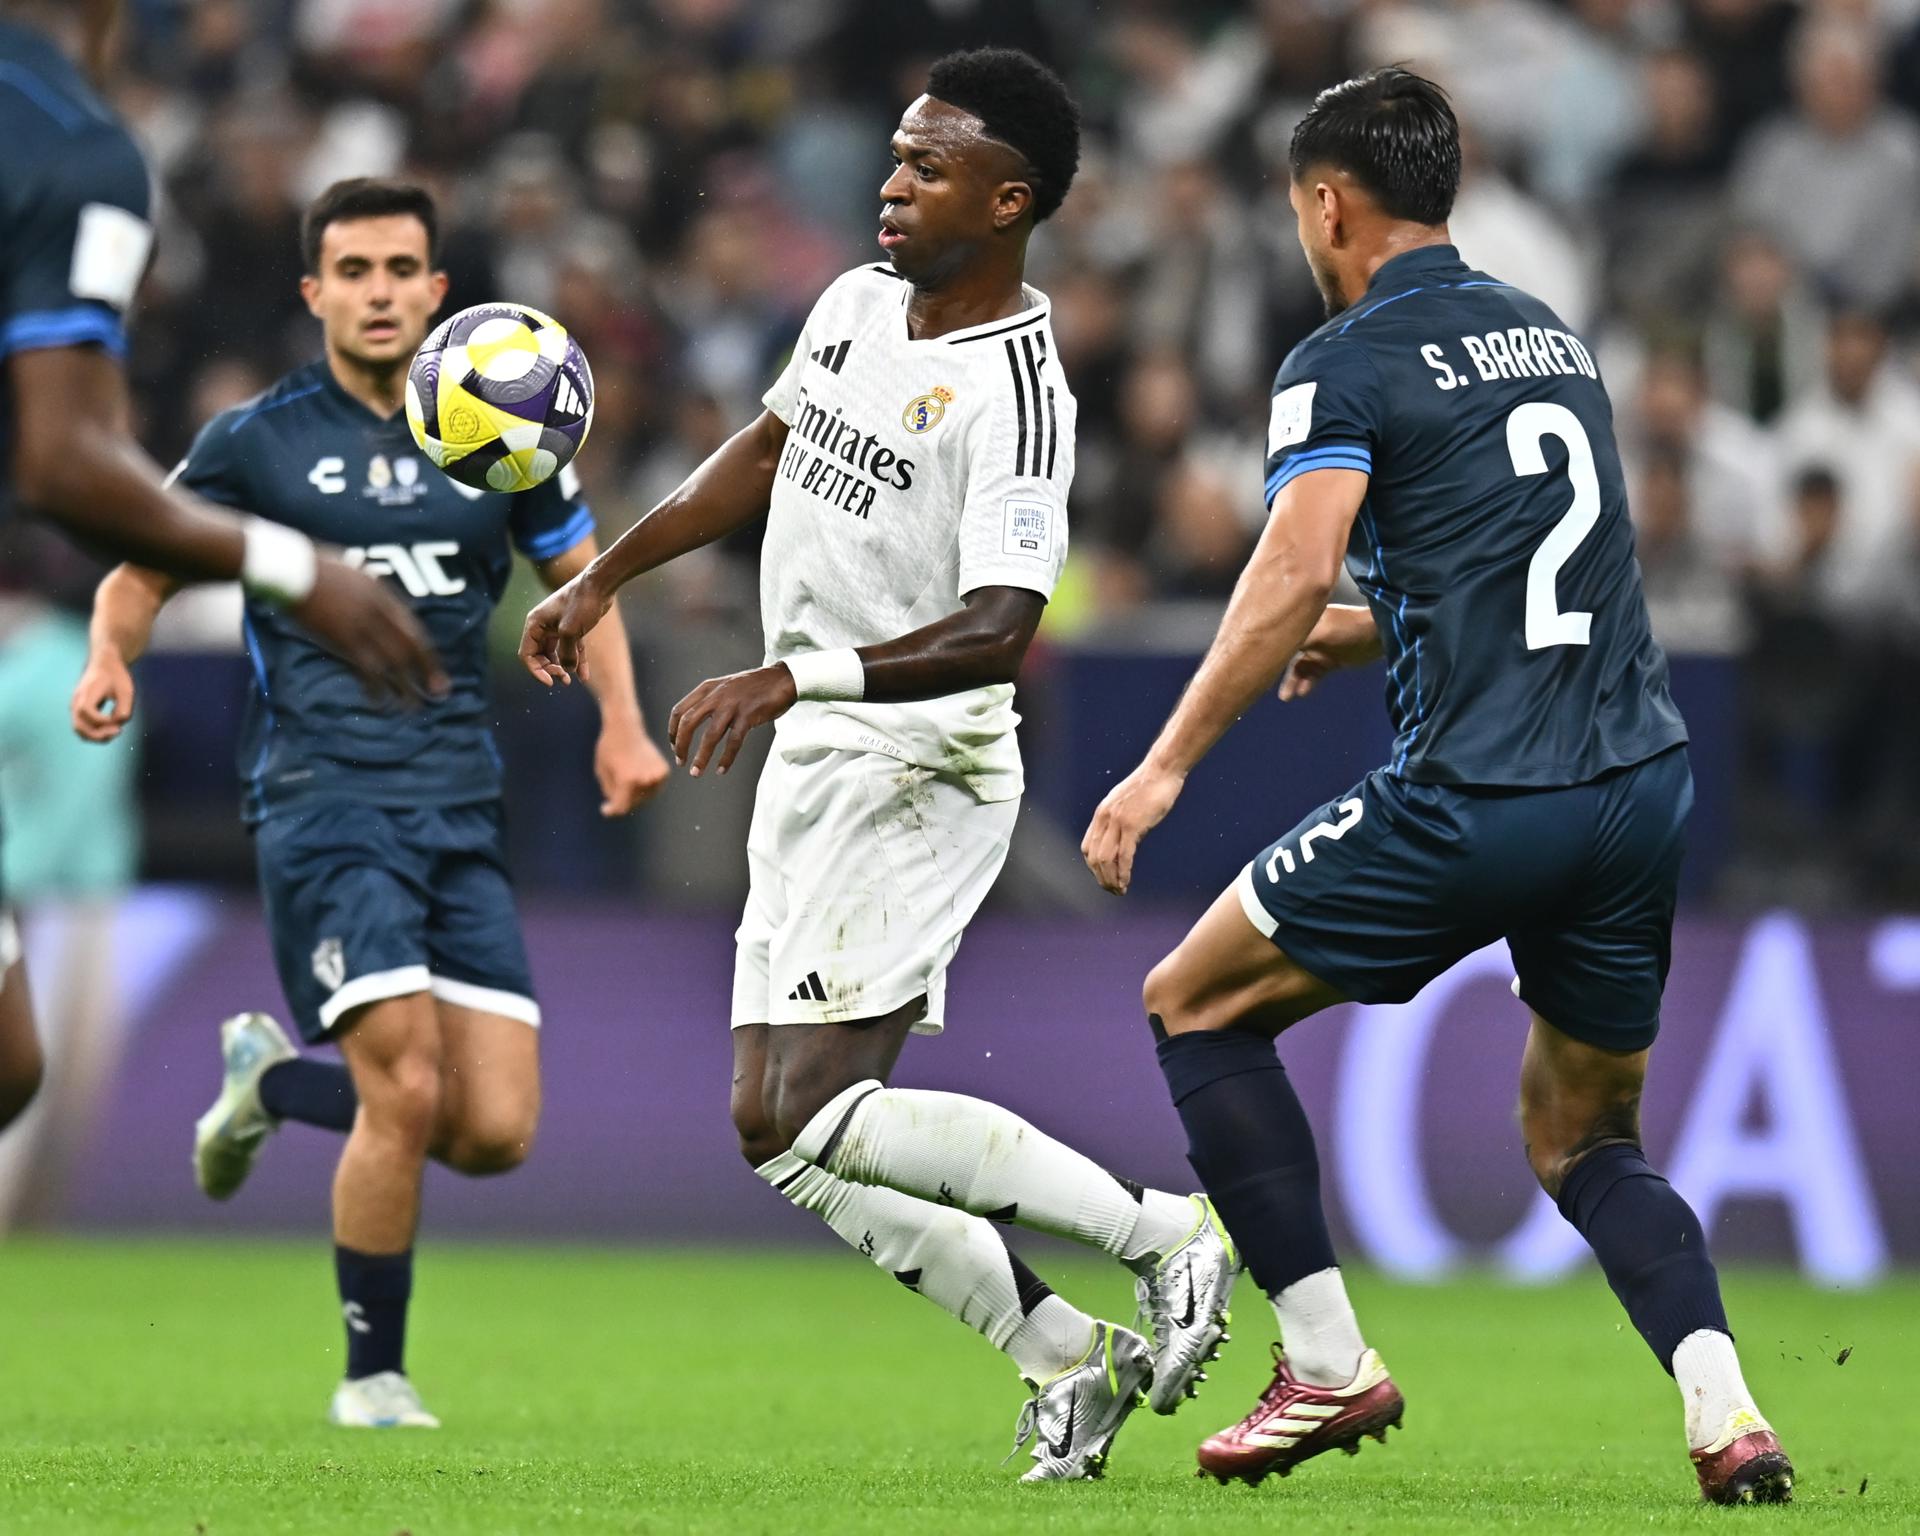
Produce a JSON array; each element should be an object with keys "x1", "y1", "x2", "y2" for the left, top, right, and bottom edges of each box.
[{"x1": 0, "y1": 1239, "x2": 1912, "y2": 1533}]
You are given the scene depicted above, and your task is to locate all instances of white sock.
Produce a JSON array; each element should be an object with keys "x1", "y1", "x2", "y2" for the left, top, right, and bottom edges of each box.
[
  {"x1": 755, "y1": 1150, "x2": 1095, "y2": 1378},
  {"x1": 1272, "y1": 1267, "x2": 1366, "y2": 1387},
  {"x1": 796, "y1": 1081, "x2": 1196, "y2": 1264},
  {"x1": 1005, "y1": 1294, "x2": 1098, "y2": 1385},
  {"x1": 1672, "y1": 1329, "x2": 1761, "y2": 1448}
]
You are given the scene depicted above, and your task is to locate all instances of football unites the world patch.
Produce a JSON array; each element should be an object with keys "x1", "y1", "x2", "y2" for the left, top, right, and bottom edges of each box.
[
  {"x1": 1001, "y1": 496, "x2": 1053, "y2": 561},
  {"x1": 1267, "y1": 380, "x2": 1317, "y2": 455},
  {"x1": 406, "y1": 303, "x2": 594, "y2": 493},
  {"x1": 902, "y1": 385, "x2": 954, "y2": 434}
]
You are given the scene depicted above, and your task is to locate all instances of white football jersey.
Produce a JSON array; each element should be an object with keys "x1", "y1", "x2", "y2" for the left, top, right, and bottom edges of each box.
[{"x1": 760, "y1": 264, "x2": 1074, "y2": 802}]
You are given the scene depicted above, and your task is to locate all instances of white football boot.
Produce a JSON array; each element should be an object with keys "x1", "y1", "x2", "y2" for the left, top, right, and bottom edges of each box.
[
  {"x1": 1132, "y1": 1193, "x2": 1240, "y2": 1413},
  {"x1": 1006, "y1": 1321, "x2": 1153, "y2": 1482},
  {"x1": 192, "y1": 1011, "x2": 296, "y2": 1200},
  {"x1": 329, "y1": 1371, "x2": 441, "y2": 1429}
]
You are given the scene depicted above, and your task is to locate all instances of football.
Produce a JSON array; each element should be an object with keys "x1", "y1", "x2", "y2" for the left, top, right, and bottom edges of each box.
[{"x1": 405, "y1": 302, "x2": 594, "y2": 493}]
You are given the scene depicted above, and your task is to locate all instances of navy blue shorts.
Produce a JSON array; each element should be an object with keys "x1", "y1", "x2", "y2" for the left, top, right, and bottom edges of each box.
[
  {"x1": 254, "y1": 799, "x2": 539, "y2": 1044},
  {"x1": 1237, "y1": 746, "x2": 1691, "y2": 1054}
]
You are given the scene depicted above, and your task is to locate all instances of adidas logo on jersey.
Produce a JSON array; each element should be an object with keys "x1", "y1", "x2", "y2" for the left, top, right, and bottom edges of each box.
[
  {"x1": 809, "y1": 339, "x2": 852, "y2": 374},
  {"x1": 787, "y1": 971, "x2": 828, "y2": 1003}
]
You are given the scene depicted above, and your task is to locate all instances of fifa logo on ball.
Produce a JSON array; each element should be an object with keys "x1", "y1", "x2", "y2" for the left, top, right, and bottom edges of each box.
[{"x1": 406, "y1": 303, "x2": 595, "y2": 493}]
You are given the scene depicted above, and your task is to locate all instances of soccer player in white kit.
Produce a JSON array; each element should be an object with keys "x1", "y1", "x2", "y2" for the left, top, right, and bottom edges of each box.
[{"x1": 522, "y1": 49, "x2": 1236, "y2": 1480}]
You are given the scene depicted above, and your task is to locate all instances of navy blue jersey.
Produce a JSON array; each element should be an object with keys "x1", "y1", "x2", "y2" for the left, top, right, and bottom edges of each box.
[
  {"x1": 1264, "y1": 245, "x2": 1686, "y2": 788},
  {"x1": 0, "y1": 20, "x2": 154, "y2": 505},
  {"x1": 177, "y1": 361, "x2": 594, "y2": 821}
]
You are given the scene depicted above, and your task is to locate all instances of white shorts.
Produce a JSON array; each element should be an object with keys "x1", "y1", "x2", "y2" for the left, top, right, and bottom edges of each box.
[{"x1": 731, "y1": 747, "x2": 1017, "y2": 1035}]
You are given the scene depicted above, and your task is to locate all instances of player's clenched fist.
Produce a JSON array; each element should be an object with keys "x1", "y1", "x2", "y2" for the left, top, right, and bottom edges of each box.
[
  {"x1": 595, "y1": 721, "x2": 672, "y2": 816},
  {"x1": 669, "y1": 665, "x2": 798, "y2": 778},
  {"x1": 1278, "y1": 603, "x2": 1382, "y2": 703},
  {"x1": 1082, "y1": 762, "x2": 1186, "y2": 895},
  {"x1": 520, "y1": 569, "x2": 612, "y2": 686},
  {"x1": 70, "y1": 645, "x2": 137, "y2": 742}
]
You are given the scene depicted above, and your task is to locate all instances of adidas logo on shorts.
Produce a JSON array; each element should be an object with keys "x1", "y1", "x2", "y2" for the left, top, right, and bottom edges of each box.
[{"x1": 787, "y1": 971, "x2": 827, "y2": 1003}]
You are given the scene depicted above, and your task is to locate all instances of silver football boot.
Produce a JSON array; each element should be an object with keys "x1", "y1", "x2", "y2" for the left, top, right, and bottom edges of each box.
[
  {"x1": 1131, "y1": 1194, "x2": 1241, "y2": 1414},
  {"x1": 192, "y1": 1011, "x2": 296, "y2": 1199},
  {"x1": 1006, "y1": 1321, "x2": 1153, "y2": 1482},
  {"x1": 329, "y1": 1370, "x2": 441, "y2": 1429}
]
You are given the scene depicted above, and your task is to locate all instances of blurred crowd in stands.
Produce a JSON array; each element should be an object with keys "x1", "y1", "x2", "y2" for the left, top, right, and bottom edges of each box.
[{"x1": 4, "y1": 0, "x2": 1918, "y2": 904}]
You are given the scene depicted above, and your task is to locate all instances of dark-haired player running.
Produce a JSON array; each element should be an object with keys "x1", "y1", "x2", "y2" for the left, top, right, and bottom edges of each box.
[
  {"x1": 1085, "y1": 68, "x2": 1792, "y2": 1506},
  {"x1": 72, "y1": 178, "x2": 667, "y2": 1430},
  {"x1": 523, "y1": 48, "x2": 1235, "y2": 1480},
  {"x1": 0, "y1": 2, "x2": 437, "y2": 1142}
]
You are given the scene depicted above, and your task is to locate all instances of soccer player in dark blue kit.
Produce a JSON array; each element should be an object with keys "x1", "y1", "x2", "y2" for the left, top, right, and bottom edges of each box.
[
  {"x1": 71, "y1": 178, "x2": 668, "y2": 1428},
  {"x1": 1084, "y1": 70, "x2": 1792, "y2": 1506},
  {"x1": 0, "y1": 3, "x2": 436, "y2": 1145}
]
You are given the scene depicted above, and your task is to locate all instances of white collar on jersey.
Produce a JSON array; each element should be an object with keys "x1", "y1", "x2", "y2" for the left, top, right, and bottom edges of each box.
[{"x1": 893, "y1": 279, "x2": 1049, "y2": 347}]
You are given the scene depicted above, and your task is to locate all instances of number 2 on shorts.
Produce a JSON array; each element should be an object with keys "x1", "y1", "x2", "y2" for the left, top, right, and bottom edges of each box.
[{"x1": 1266, "y1": 797, "x2": 1364, "y2": 881}]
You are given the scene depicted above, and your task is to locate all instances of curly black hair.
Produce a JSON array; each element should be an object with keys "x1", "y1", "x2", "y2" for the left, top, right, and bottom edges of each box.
[
  {"x1": 925, "y1": 48, "x2": 1081, "y2": 223},
  {"x1": 1290, "y1": 68, "x2": 1460, "y2": 227}
]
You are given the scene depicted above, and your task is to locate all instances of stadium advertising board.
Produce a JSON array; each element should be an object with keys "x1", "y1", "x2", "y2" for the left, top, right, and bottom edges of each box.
[{"x1": 31, "y1": 901, "x2": 1916, "y2": 1279}]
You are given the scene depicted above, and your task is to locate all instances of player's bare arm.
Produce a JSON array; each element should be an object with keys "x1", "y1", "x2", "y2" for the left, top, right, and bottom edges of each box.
[
  {"x1": 1279, "y1": 603, "x2": 1383, "y2": 702},
  {"x1": 12, "y1": 345, "x2": 444, "y2": 704},
  {"x1": 70, "y1": 562, "x2": 179, "y2": 742},
  {"x1": 1083, "y1": 468, "x2": 1367, "y2": 894},
  {"x1": 536, "y1": 535, "x2": 670, "y2": 814},
  {"x1": 667, "y1": 585, "x2": 1046, "y2": 778},
  {"x1": 519, "y1": 409, "x2": 789, "y2": 686}
]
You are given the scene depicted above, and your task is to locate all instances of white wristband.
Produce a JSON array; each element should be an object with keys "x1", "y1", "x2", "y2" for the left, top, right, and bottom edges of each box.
[
  {"x1": 240, "y1": 517, "x2": 318, "y2": 605},
  {"x1": 783, "y1": 648, "x2": 865, "y2": 702}
]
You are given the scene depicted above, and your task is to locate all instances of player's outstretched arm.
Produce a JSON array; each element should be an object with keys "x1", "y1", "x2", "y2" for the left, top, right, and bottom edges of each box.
[
  {"x1": 520, "y1": 410, "x2": 790, "y2": 686},
  {"x1": 666, "y1": 585, "x2": 1046, "y2": 778},
  {"x1": 1279, "y1": 603, "x2": 1383, "y2": 701},
  {"x1": 536, "y1": 536, "x2": 671, "y2": 815},
  {"x1": 11, "y1": 347, "x2": 446, "y2": 705},
  {"x1": 1082, "y1": 469, "x2": 1368, "y2": 895},
  {"x1": 70, "y1": 563, "x2": 178, "y2": 742}
]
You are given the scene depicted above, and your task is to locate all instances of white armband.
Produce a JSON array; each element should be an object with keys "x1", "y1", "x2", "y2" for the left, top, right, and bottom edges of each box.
[
  {"x1": 240, "y1": 516, "x2": 318, "y2": 605},
  {"x1": 783, "y1": 648, "x2": 865, "y2": 702}
]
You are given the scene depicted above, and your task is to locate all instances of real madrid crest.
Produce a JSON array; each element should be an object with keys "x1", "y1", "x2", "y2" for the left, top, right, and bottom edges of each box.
[{"x1": 903, "y1": 385, "x2": 954, "y2": 434}]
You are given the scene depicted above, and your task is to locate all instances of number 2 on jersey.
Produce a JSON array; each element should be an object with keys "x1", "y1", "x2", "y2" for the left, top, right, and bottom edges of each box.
[{"x1": 1507, "y1": 401, "x2": 1598, "y2": 650}]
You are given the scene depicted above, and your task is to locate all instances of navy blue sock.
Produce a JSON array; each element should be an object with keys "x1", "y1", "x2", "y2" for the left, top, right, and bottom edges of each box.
[
  {"x1": 1155, "y1": 1028, "x2": 1336, "y2": 1296},
  {"x1": 1556, "y1": 1143, "x2": 1730, "y2": 1373},
  {"x1": 335, "y1": 1245, "x2": 412, "y2": 1380},
  {"x1": 259, "y1": 1059, "x2": 356, "y2": 1132}
]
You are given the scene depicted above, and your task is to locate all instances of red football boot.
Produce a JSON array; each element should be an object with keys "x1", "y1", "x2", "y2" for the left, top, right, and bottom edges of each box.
[
  {"x1": 1196, "y1": 1345, "x2": 1403, "y2": 1485},
  {"x1": 1690, "y1": 1410, "x2": 1794, "y2": 1505}
]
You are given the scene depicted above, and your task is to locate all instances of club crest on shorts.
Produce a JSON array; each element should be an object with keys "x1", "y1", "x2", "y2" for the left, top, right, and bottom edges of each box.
[
  {"x1": 311, "y1": 937, "x2": 346, "y2": 993},
  {"x1": 902, "y1": 385, "x2": 954, "y2": 434}
]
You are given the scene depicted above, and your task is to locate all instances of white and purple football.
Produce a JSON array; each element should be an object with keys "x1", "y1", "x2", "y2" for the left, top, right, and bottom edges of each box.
[{"x1": 406, "y1": 302, "x2": 593, "y2": 493}]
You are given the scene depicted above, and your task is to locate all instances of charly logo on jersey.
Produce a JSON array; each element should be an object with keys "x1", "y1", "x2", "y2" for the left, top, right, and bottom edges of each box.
[
  {"x1": 307, "y1": 455, "x2": 431, "y2": 505},
  {"x1": 902, "y1": 385, "x2": 954, "y2": 434}
]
